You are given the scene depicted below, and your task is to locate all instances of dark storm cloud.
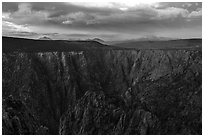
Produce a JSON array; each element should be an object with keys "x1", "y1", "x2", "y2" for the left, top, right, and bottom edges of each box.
[
  {"x1": 2, "y1": 2, "x2": 202, "y2": 40},
  {"x1": 157, "y1": 2, "x2": 202, "y2": 12},
  {"x1": 50, "y1": 4, "x2": 201, "y2": 33},
  {"x1": 2, "y1": 2, "x2": 19, "y2": 12},
  {"x1": 2, "y1": 2, "x2": 119, "y2": 17}
]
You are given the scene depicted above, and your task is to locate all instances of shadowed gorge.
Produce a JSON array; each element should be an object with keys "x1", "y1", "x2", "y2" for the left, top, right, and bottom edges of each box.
[{"x1": 2, "y1": 37, "x2": 202, "y2": 135}]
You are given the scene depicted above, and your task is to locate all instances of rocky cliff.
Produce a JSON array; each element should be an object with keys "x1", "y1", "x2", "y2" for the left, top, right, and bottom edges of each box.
[{"x1": 2, "y1": 49, "x2": 202, "y2": 134}]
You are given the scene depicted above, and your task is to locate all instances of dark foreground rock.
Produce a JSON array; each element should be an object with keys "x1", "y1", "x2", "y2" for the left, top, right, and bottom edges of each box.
[{"x1": 2, "y1": 95, "x2": 49, "y2": 135}]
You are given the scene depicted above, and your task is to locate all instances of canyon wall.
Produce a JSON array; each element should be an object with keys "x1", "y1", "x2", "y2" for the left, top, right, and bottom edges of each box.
[{"x1": 2, "y1": 49, "x2": 202, "y2": 134}]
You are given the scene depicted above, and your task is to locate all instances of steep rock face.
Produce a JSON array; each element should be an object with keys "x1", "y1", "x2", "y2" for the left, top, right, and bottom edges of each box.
[
  {"x1": 59, "y1": 90, "x2": 161, "y2": 135},
  {"x1": 2, "y1": 49, "x2": 202, "y2": 134}
]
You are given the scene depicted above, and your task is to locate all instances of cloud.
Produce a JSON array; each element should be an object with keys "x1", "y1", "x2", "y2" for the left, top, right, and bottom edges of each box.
[
  {"x1": 4, "y1": 3, "x2": 49, "y2": 26},
  {"x1": 188, "y1": 8, "x2": 202, "y2": 18},
  {"x1": 2, "y1": 2, "x2": 202, "y2": 40},
  {"x1": 154, "y1": 7, "x2": 189, "y2": 20},
  {"x1": 69, "y1": 2, "x2": 158, "y2": 9},
  {"x1": 18, "y1": 3, "x2": 32, "y2": 13},
  {"x1": 62, "y1": 20, "x2": 73, "y2": 24},
  {"x1": 60, "y1": 12, "x2": 95, "y2": 24},
  {"x1": 3, "y1": 21, "x2": 31, "y2": 33},
  {"x1": 56, "y1": 4, "x2": 199, "y2": 28},
  {"x1": 2, "y1": 12, "x2": 11, "y2": 19},
  {"x1": 54, "y1": 5, "x2": 196, "y2": 35}
]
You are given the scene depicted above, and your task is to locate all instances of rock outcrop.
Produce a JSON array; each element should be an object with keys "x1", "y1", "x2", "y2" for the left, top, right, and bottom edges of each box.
[
  {"x1": 59, "y1": 90, "x2": 161, "y2": 135},
  {"x1": 2, "y1": 95, "x2": 49, "y2": 135}
]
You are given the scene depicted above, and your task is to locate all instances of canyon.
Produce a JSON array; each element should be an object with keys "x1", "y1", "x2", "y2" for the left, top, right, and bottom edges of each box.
[{"x1": 2, "y1": 37, "x2": 202, "y2": 135}]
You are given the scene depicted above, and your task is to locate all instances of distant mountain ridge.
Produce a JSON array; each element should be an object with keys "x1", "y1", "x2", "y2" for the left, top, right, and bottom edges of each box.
[
  {"x1": 2, "y1": 36, "x2": 201, "y2": 52},
  {"x1": 38, "y1": 36, "x2": 52, "y2": 40},
  {"x1": 2, "y1": 36, "x2": 119, "y2": 52},
  {"x1": 134, "y1": 35, "x2": 176, "y2": 41},
  {"x1": 92, "y1": 38, "x2": 105, "y2": 43},
  {"x1": 112, "y1": 38, "x2": 202, "y2": 49},
  {"x1": 107, "y1": 36, "x2": 177, "y2": 45}
]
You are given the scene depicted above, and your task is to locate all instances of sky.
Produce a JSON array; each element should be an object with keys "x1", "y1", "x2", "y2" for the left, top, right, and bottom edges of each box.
[{"x1": 2, "y1": 2, "x2": 202, "y2": 41}]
